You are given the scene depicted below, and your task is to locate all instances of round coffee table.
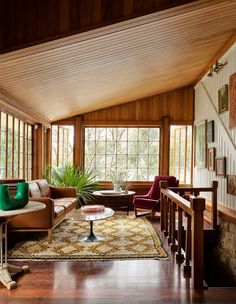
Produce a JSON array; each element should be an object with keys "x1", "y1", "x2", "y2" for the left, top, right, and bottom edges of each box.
[{"x1": 69, "y1": 207, "x2": 114, "y2": 242}]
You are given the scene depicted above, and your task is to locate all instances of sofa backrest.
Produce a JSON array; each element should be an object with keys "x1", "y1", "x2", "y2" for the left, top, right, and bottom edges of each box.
[{"x1": 29, "y1": 179, "x2": 51, "y2": 198}]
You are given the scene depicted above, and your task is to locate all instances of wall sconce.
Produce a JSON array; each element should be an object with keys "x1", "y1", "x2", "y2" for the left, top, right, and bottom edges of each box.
[{"x1": 207, "y1": 60, "x2": 227, "y2": 77}]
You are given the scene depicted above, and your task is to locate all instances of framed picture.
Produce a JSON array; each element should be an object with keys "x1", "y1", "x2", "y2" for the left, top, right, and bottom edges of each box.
[
  {"x1": 207, "y1": 121, "x2": 214, "y2": 143},
  {"x1": 195, "y1": 120, "x2": 207, "y2": 168},
  {"x1": 208, "y1": 147, "x2": 216, "y2": 171},
  {"x1": 218, "y1": 84, "x2": 228, "y2": 114},
  {"x1": 227, "y1": 175, "x2": 236, "y2": 196},
  {"x1": 215, "y1": 157, "x2": 226, "y2": 177},
  {"x1": 229, "y1": 73, "x2": 236, "y2": 128}
]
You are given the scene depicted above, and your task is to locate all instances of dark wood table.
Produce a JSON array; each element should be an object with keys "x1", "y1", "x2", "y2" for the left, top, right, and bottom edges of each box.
[{"x1": 92, "y1": 190, "x2": 135, "y2": 214}]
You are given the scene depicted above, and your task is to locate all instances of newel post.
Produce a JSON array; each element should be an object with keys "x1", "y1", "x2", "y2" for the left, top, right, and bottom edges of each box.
[
  {"x1": 190, "y1": 196, "x2": 205, "y2": 289},
  {"x1": 211, "y1": 181, "x2": 218, "y2": 229},
  {"x1": 160, "y1": 181, "x2": 168, "y2": 231}
]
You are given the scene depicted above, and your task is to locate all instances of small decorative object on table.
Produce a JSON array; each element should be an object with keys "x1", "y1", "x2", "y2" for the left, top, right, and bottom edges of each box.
[
  {"x1": 0, "y1": 183, "x2": 29, "y2": 211},
  {"x1": 109, "y1": 170, "x2": 127, "y2": 192},
  {"x1": 81, "y1": 205, "x2": 105, "y2": 214}
]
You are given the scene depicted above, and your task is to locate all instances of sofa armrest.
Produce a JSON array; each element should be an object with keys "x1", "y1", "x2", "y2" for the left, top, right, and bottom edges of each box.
[
  {"x1": 8, "y1": 198, "x2": 54, "y2": 229},
  {"x1": 50, "y1": 186, "x2": 77, "y2": 198}
]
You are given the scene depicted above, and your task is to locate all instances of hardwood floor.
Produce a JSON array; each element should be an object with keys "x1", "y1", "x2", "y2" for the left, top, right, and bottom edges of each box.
[{"x1": 1, "y1": 216, "x2": 236, "y2": 303}]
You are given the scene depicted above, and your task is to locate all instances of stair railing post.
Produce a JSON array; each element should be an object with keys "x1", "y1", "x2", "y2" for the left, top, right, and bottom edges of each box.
[
  {"x1": 190, "y1": 196, "x2": 205, "y2": 289},
  {"x1": 160, "y1": 181, "x2": 168, "y2": 233},
  {"x1": 211, "y1": 181, "x2": 218, "y2": 229}
]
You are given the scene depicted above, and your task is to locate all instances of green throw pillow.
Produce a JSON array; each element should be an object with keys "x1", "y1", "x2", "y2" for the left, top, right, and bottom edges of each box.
[{"x1": 0, "y1": 183, "x2": 29, "y2": 211}]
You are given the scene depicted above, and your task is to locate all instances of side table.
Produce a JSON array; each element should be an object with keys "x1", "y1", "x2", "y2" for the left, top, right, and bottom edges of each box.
[
  {"x1": 0, "y1": 201, "x2": 45, "y2": 290},
  {"x1": 92, "y1": 190, "x2": 135, "y2": 213}
]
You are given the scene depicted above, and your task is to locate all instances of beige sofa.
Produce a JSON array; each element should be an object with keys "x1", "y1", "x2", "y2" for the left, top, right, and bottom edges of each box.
[{"x1": 8, "y1": 179, "x2": 78, "y2": 243}]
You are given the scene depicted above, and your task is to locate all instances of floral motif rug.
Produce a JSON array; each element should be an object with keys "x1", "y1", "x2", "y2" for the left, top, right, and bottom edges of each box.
[{"x1": 8, "y1": 215, "x2": 168, "y2": 260}]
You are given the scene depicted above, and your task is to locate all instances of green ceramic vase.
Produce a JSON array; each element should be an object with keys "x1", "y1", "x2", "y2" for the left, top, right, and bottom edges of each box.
[{"x1": 0, "y1": 183, "x2": 29, "y2": 211}]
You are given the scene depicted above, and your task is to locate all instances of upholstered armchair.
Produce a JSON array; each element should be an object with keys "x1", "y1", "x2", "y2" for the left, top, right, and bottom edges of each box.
[{"x1": 133, "y1": 176, "x2": 179, "y2": 218}]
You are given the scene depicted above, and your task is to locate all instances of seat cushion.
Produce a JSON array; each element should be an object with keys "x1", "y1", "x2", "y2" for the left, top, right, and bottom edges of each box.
[
  {"x1": 54, "y1": 206, "x2": 65, "y2": 218},
  {"x1": 37, "y1": 179, "x2": 51, "y2": 197},
  {"x1": 54, "y1": 198, "x2": 76, "y2": 210},
  {"x1": 29, "y1": 182, "x2": 41, "y2": 198}
]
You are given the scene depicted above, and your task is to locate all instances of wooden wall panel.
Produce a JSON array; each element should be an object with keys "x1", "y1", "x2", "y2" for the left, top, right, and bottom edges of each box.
[
  {"x1": 0, "y1": 0, "x2": 196, "y2": 53},
  {"x1": 82, "y1": 87, "x2": 194, "y2": 123}
]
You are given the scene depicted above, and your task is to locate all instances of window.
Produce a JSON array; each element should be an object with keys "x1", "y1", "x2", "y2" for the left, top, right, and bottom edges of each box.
[
  {"x1": 0, "y1": 111, "x2": 32, "y2": 179},
  {"x1": 84, "y1": 127, "x2": 160, "y2": 181},
  {"x1": 51, "y1": 125, "x2": 74, "y2": 167},
  {"x1": 169, "y1": 125, "x2": 192, "y2": 184}
]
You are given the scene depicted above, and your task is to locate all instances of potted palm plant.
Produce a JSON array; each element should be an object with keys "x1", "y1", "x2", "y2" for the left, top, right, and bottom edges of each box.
[{"x1": 44, "y1": 164, "x2": 99, "y2": 205}]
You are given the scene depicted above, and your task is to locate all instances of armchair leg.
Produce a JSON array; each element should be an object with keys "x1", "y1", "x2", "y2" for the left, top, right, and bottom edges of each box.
[
  {"x1": 134, "y1": 207, "x2": 137, "y2": 218},
  {"x1": 151, "y1": 209, "x2": 155, "y2": 219},
  {"x1": 48, "y1": 229, "x2": 53, "y2": 244}
]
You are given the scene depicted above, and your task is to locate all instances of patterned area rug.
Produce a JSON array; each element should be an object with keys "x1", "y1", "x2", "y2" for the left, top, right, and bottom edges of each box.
[{"x1": 8, "y1": 215, "x2": 168, "y2": 260}]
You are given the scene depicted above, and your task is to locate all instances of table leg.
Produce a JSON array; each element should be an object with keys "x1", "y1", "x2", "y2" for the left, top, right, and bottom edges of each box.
[
  {"x1": 78, "y1": 221, "x2": 105, "y2": 242},
  {"x1": 0, "y1": 221, "x2": 30, "y2": 290}
]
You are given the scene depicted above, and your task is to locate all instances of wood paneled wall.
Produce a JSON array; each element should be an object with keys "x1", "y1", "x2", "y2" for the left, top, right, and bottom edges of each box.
[
  {"x1": 83, "y1": 87, "x2": 194, "y2": 123},
  {"x1": 52, "y1": 86, "x2": 194, "y2": 187},
  {"x1": 0, "y1": 0, "x2": 196, "y2": 53}
]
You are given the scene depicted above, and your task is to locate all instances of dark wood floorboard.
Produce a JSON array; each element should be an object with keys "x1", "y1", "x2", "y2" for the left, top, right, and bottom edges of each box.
[{"x1": 1, "y1": 215, "x2": 236, "y2": 303}]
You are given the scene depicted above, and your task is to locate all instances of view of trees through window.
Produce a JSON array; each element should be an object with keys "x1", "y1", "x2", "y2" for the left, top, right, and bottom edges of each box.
[
  {"x1": 169, "y1": 125, "x2": 192, "y2": 184},
  {"x1": 84, "y1": 127, "x2": 160, "y2": 181},
  {"x1": 0, "y1": 111, "x2": 32, "y2": 179},
  {"x1": 51, "y1": 125, "x2": 74, "y2": 167}
]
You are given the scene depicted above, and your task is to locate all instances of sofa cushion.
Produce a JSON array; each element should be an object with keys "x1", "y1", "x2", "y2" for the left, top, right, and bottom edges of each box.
[
  {"x1": 37, "y1": 179, "x2": 51, "y2": 197},
  {"x1": 29, "y1": 182, "x2": 41, "y2": 198},
  {"x1": 54, "y1": 206, "x2": 65, "y2": 218},
  {"x1": 54, "y1": 198, "x2": 76, "y2": 210}
]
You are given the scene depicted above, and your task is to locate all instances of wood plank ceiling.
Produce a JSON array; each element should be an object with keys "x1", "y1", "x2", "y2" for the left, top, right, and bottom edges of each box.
[{"x1": 0, "y1": 0, "x2": 236, "y2": 123}]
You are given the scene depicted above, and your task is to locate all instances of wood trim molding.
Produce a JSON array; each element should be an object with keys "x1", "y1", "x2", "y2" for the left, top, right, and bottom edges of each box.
[
  {"x1": 83, "y1": 120, "x2": 162, "y2": 127},
  {"x1": 205, "y1": 200, "x2": 236, "y2": 225},
  {"x1": 0, "y1": 91, "x2": 51, "y2": 128}
]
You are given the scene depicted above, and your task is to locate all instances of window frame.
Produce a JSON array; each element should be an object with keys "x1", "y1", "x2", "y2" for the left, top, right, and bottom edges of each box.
[
  {"x1": 83, "y1": 125, "x2": 161, "y2": 182},
  {"x1": 0, "y1": 111, "x2": 33, "y2": 180}
]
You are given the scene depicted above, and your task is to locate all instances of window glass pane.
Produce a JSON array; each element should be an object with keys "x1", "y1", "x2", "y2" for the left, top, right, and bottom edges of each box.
[
  {"x1": 169, "y1": 125, "x2": 192, "y2": 184},
  {"x1": 84, "y1": 127, "x2": 160, "y2": 182},
  {"x1": 51, "y1": 125, "x2": 74, "y2": 167}
]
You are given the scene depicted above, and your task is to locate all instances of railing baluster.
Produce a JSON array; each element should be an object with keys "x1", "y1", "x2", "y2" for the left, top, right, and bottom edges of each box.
[
  {"x1": 184, "y1": 212, "x2": 191, "y2": 274},
  {"x1": 171, "y1": 201, "x2": 177, "y2": 252},
  {"x1": 176, "y1": 207, "x2": 184, "y2": 263}
]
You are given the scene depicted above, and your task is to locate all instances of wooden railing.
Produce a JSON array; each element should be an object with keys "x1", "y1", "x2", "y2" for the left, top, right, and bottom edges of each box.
[
  {"x1": 168, "y1": 181, "x2": 218, "y2": 229},
  {"x1": 160, "y1": 181, "x2": 207, "y2": 289}
]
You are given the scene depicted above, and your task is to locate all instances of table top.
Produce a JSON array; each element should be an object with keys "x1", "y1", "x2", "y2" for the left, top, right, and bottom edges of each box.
[
  {"x1": 0, "y1": 201, "x2": 45, "y2": 218},
  {"x1": 93, "y1": 190, "x2": 135, "y2": 197},
  {"x1": 69, "y1": 207, "x2": 114, "y2": 222}
]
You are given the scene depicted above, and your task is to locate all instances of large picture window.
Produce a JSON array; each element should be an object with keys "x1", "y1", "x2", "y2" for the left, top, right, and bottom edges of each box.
[
  {"x1": 51, "y1": 125, "x2": 74, "y2": 167},
  {"x1": 84, "y1": 127, "x2": 160, "y2": 181},
  {"x1": 169, "y1": 125, "x2": 192, "y2": 184},
  {"x1": 0, "y1": 111, "x2": 32, "y2": 179}
]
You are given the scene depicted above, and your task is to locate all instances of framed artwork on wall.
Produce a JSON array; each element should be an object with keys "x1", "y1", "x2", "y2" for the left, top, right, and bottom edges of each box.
[
  {"x1": 227, "y1": 175, "x2": 236, "y2": 196},
  {"x1": 195, "y1": 120, "x2": 207, "y2": 168},
  {"x1": 229, "y1": 72, "x2": 236, "y2": 128},
  {"x1": 218, "y1": 84, "x2": 228, "y2": 114},
  {"x1": 207, "y1": 120, "x2": 214, "y2": 143},
  {"x1": 208, "y1": 147, "x2": 216, "y2": 171},
  {"x1": 215, "y1": 157, "x2": 226, "y2": 177}
]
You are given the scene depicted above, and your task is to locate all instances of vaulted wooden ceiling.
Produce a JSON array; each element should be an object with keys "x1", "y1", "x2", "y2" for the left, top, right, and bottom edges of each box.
[{"x1": 0, "y1": 0, "x2": 236, "y2": 124}]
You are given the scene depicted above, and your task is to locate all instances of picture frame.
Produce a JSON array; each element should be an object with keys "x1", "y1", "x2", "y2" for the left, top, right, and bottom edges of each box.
[
  {"x1": 195, "y1": 120, "x2": 207, "y2": 168},
  {"x1": 207, "y1": 120, "x2": 214, "y2": 143},
  {"x1": 229, "y1": 72, "x2": 236, "y2": 128},
  {"x1": 218, "y1": 84, "x2": 228, "y2": 114},
  {"x1": 208, "y1": 147, "x2": 216, "y2": 171},
  {"x1": 227, "y1": 175, "x2": 236, "y2": 196},
  {"x1": 215, "y1": 157, "x2": 226, "y2": 177}
]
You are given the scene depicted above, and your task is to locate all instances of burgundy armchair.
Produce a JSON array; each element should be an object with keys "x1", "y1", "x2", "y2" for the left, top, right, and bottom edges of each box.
[{"x1": 133, "y1": 176, "x2": 179, "y2": 218}]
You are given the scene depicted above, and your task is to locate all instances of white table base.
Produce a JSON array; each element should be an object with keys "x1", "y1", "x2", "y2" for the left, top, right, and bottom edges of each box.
[{"x1": 0, "y1": 220, "x2": 30, "y2": 290}]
